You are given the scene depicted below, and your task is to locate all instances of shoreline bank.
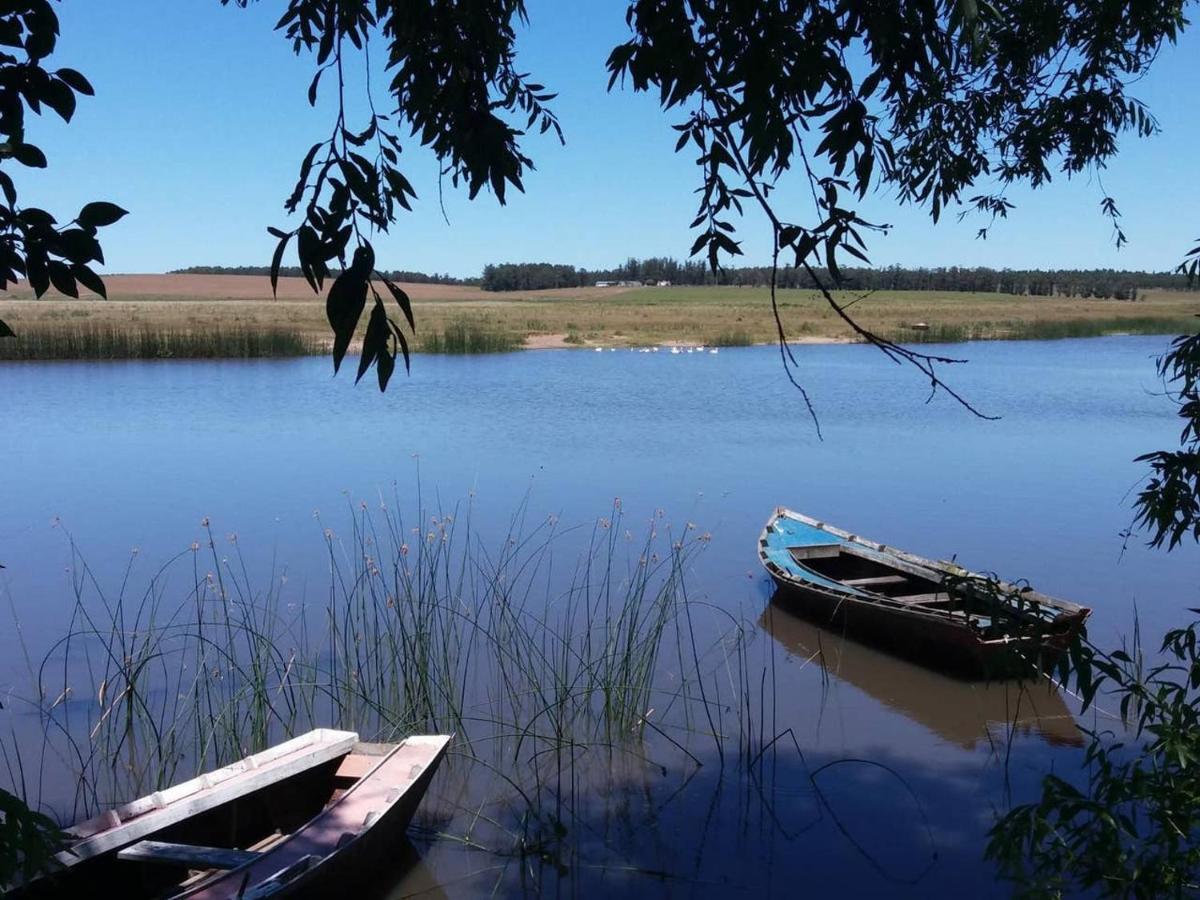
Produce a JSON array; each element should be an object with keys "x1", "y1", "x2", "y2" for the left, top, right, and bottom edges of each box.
[{"x1": 1, "y1": 275, "x2": 1195, "y2": 359}]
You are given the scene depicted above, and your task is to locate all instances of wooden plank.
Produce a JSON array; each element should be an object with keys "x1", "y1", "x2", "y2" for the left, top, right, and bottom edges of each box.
[
  {"x1": 843, "y1": 575, "x2": 908, "y2": 587},
  {"x1": 118, "y1": 840, "x2": 260, "y2": 870},
  {"x1": 246, "y1": 831, "x2": 287, "y2": 853},
  {"x1": 890, "y1": 593, "x2": 949, "y2": 605},
  {"x1": 351, "y1": 741, "x2": 397, "y2": 756},
  {"x1": 334, "y1": 754, "x2": 378, "y2": 780},
  {"x1": 175, "y1": 830, "x2": 289, "y2": 889},
  {"x1": 789, "y1": 544, "x2": 841, "y2": 560},
  {"x1": 61, "y1": 729, "x2": 359, "y2": 863}
]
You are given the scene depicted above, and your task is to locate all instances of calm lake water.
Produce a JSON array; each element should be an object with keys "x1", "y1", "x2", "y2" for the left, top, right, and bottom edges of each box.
[{"x1": 2, "y1": 336, "x2": 1197, "y2": 896}]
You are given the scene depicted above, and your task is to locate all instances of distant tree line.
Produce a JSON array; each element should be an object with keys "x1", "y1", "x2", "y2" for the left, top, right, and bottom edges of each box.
[
  {"x1": 481, "y1": 258, "x2": 1195, "y2": 300},
  {"x1": 170, "y1": 265, "x2": 476, "y2": 286},
  {"x1": 172, "y1": 260, "x2": 1196, "y2": 301}
]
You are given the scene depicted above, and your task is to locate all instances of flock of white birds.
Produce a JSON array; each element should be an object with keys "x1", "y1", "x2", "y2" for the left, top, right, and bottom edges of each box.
[{"x1": 592, "y1": 345, "x2": 720, "y2": 354}]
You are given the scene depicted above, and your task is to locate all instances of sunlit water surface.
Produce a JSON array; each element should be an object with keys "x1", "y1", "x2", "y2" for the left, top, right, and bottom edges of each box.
[{"x1": 2, "y1": 336, "x2": 1197, "y2": 897}]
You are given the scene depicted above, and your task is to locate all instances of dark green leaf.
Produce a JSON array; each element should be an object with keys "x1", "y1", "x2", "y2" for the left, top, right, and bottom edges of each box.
[
  {"x1": 55, "y1": 67, "x2": 93, "y2": 96},
  {"x1": 325, "y1": 268, "x2": 367, "y2": 373},
  {"x1": 307, "y1": 66, "x2": 323, "y2": 106},
  {"x1": 56, "y1": 228, "x2": 102, "y2": 264},
  {"x1": 77, "y1": 202, "x2": 128, "y2": 229},
  {"x1": 47, "y1": 260, "x2": 77, "y2": 298},
  {"x1": 23, "y1": 12, "x2": 56, "y2": 60},
  {"x1": 0, "y1": 169, "x2": 15, "y2": 207},
  {"x1": 296, "y1": 225, "x2": 322, "y2": 293},
  {"x1": 376, "y1": 338, "x2": 395, "y2": 390},
  {"x1": 71, "y1": 263, "x2": 106, "y2": 299},
  {"x1": 41, "y1": 78, "x2": 76, "y2": 122},
  {"x1": 26, "y1": 250, "x2": 49, "y2": 297},
  {"x1": 269, "y1": 232, "x2": 291, "y2": 297},
  {"x1": 392, "y1": 322, "x2": 410, "y2": 374},
  {"x1": 357, "y1": 300, "x2": 388, "y2": 384},
  {"x1": 339, "y1": 158, "x2": 373, "y2": 204},
  {"x1": 12, "y1": 144, "x2": 47, "y2": 168},
  {"x1": 18, "y1": 208, "x2": 56, "y2": 229},
  {"x1": 382, "y1": 278, "x2": 414, "y2": 330}
]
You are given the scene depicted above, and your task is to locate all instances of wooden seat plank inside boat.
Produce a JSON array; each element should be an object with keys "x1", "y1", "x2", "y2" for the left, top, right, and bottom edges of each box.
[
  {"x1": 788, "y1": 543, "x2": 842, "y2": 560},
  {"x1": 796, "y1": 548, "x2": 945, "y2": 598},
  {"x1": 333, "y1": 753, "x2": 379, "y2": 781},
  {"x1": 844, "y1": 575, "x2": 908, "y2": 587},
  {"x1": 117, "y1": 840, "x2": 261, "y2": 870},
  {"x1": 891, "y1": 593, "x2": 951, "y2": 605},
  {"x1": 172, "y1": 832, "x2": 288, "y2": 891}
]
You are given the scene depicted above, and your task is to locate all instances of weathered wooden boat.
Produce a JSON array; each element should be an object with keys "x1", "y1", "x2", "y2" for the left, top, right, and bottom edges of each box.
[
  {"x1": 8, "y1": 729, "x2": 451, "y2": 899},
  {"x1": 758, "y1": 508, "x2": 1090, "y2": 679}
]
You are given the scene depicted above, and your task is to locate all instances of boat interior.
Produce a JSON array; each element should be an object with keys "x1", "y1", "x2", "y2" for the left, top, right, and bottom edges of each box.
[
  {"x1": 789, "y1": 544, "x2": 1059, "y2": 632},
  {"x1": 13, "y1": 744, "x2": 389, "y2": 899}
]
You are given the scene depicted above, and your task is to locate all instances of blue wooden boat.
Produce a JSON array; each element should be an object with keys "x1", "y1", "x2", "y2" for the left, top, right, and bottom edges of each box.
[{"x1": 758, "y1": 508, "x2": 1090, "y2": 679}]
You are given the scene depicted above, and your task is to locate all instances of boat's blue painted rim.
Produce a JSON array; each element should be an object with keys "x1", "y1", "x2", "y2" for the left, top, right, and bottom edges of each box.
[{"x1": 760, "y1": 516, "x2": 875, "y2": 597}]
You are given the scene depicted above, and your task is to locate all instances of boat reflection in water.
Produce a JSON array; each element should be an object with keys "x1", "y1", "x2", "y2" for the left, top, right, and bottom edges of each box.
[{"x1": 760, "y1": 594, "x2": 1083, "y2": 749}]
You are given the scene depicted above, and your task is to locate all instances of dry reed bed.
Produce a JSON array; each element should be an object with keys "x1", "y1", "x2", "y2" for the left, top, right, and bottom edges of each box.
[{"x1": 0, "y1": 276, "x2": 1195, "y2": 358}]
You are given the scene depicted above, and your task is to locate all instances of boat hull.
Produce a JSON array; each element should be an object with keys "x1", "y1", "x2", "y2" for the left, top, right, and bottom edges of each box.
[{"x1": 767, "y1": 576, "x2": 1077, "y2": 680}]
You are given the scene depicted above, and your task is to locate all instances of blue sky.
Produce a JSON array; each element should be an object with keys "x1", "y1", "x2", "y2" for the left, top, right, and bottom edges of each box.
[{"x1": 17, "y1": 1, "x2": 1200, "y2": 276}]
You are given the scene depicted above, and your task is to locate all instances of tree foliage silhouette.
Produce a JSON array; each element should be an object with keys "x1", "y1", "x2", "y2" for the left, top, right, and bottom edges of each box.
[
  {"x1": 2, "y1": 0, "x2": 1191, "y2": 392},
  {"x1": 230, "y1": 0, "x2": 1192, "y2": 396},
  {"x1": 0, "y1": 1, "x2": 126, "y2": 341}
]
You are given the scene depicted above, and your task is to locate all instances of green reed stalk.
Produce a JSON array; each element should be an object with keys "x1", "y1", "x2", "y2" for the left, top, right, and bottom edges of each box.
[
  {"x1": 0, "y1": 326, "x2": 320, "y2": 360},
  {"x1": 4, "y1": 494, "x2": 770, "y2": 866}
]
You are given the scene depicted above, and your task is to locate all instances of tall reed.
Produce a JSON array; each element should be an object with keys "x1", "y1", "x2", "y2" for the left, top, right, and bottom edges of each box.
[
  {"x1": 708, "y1": 328, "x2": 753, "y2": 346},
  {"x1": 0, "y1": 325, "x2": 319, "y2": 360},
  {"x1": 2, "y1": 497, "x2": 761, "y2": 863},
  {"x1": 897, "y1": 316, "x2": 1200, "y2": 344},
  {"x1": 418, "y1": 319, "x2": 521, "y2": 353}
]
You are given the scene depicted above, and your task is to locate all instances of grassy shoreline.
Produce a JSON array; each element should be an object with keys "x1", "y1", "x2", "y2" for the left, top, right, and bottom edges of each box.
[{"x1": 0, "y1": 275, "x2": 1195, "y2": 359}]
